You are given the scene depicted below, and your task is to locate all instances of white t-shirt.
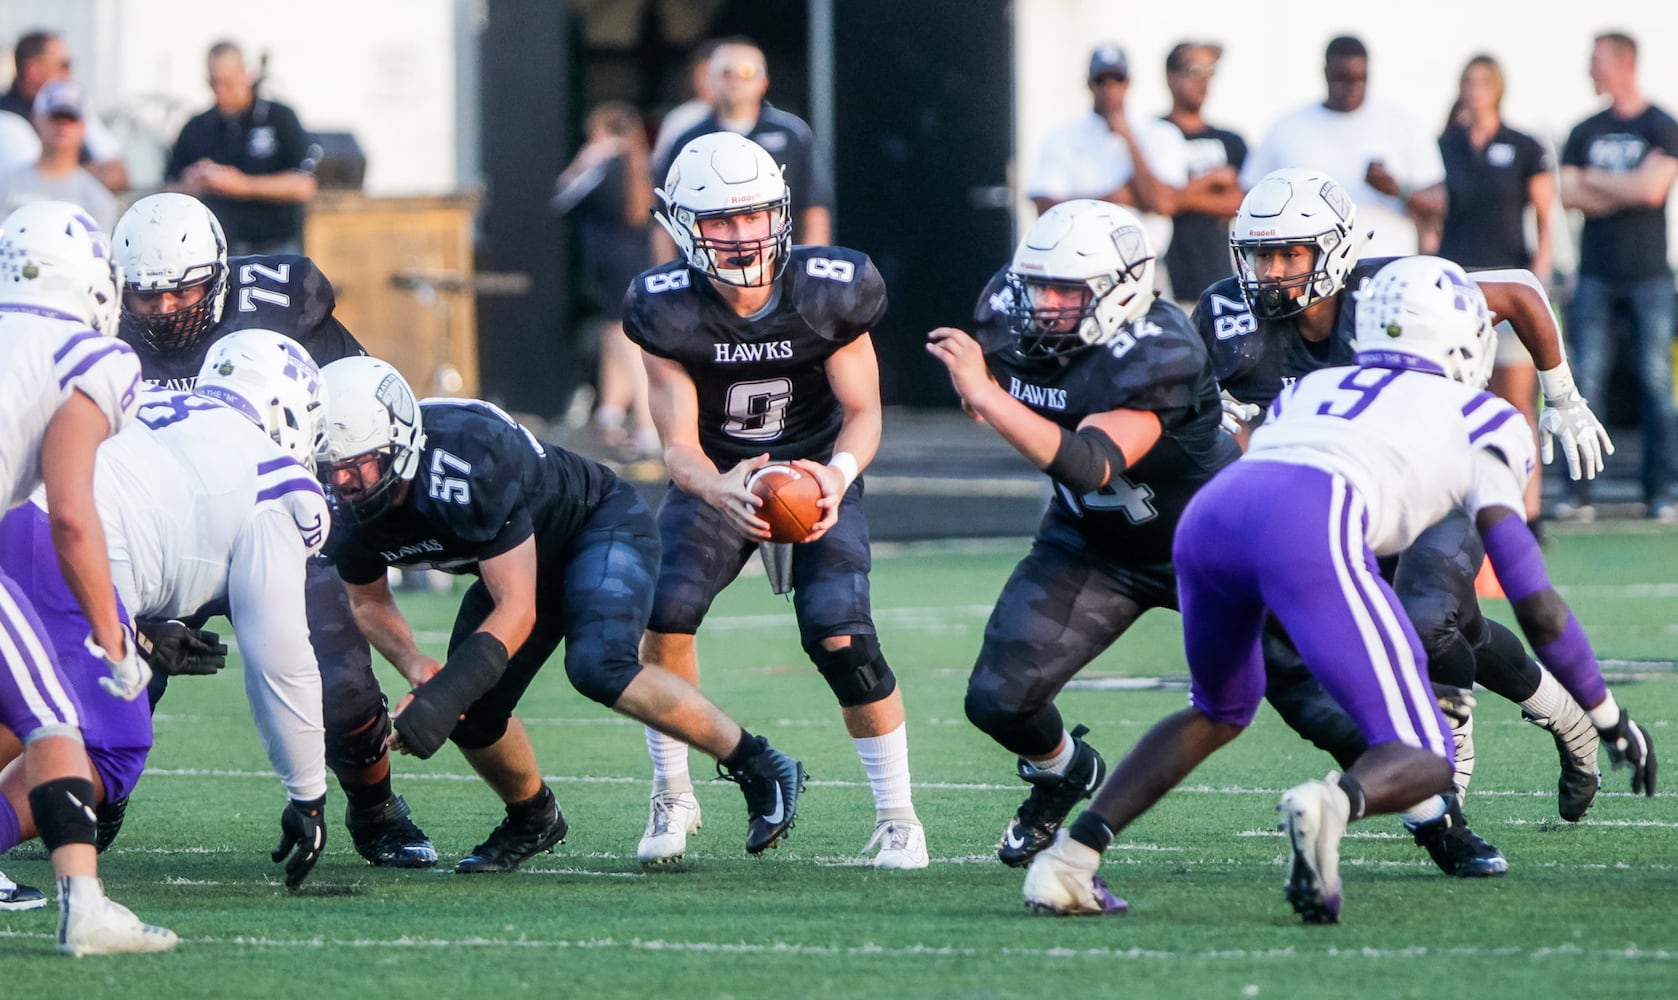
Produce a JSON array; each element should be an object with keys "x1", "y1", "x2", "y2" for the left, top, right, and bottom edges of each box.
[
  {"x1": 1241, "y1": 100, "x2": 1446, "y2": 258},
  {"x1": 1028, "y1": 110, "x2": 1190, "y2": 202},
  {"x1": 1248, "y1": 363, "x2": 1533, "y2": 555}
]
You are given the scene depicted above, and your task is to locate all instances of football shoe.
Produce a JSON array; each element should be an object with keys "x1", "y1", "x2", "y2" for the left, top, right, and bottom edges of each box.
[
  {"x1": 455, "y1": 786, "x2": 568, "y2": 873},
  {"x1": 1022, "y1": 829, "x2": 1127, "y2": 915},
  {"x1": 347, "y1": 794, "x2": 439, "y2": 868},
  {"x1": 998, "y1": 724, "x2": 1105, "y2": 868},
  {"x1": 1, "y1": 868, "x2": 46, "y2": 911},
  {"x1": 1523, "y1": 704, "x2": 1601, "y2": 821},
  {"x1": 57, "y1": 879, "x2": 177, "y2": 957},
  {"x1": 1278, "y1": 775, "x2": 1350, "y2": 924},
  {"x1": 637, "y1": 789, "x2": 703, "y2": 867},
  {"x1": 1406, "y1": 794, "x2": 1508, "y2": 878},
  {"x1": 718, "y1": 736, "x2": 805, "y2": 855},
  {"x1": 861, "y1": 819, "x2": 929, "y2": 870}
]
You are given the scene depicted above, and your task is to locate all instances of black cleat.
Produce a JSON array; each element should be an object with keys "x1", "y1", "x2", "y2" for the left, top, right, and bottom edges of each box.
[
  {"x1": 0, "y1": 870, "x2": 46, "y2": 911},
  {"x1": 94, "y1": 795, "x2": 129, "y2": 854},
  {"x1": 455, "y1": 786, "x2": 568, "y2": 873},
  {"x1": 1523, "y1": 707, "x2": 1602, "y2": 822},
  {"x1": 347, "y1": 795, "x2": 439, "y2": 868},
  {"x1": 998, "y1": 724, "x2": 1106, "y2": 868},
  {"x1": 718, "y1": 736, "x2": 806, "y2": 855},
  {"x1": 1406, "y1": 795, "x2": 1508, "y2": 878}
]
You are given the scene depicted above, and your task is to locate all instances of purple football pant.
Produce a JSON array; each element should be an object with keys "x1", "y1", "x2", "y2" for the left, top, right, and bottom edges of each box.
[
  {"x1": 0, "y1": 504, "x2": 151, "y2": 797},
  {"x1": 1174, "y1": 460, "x2": 1452, "y2": 763}
]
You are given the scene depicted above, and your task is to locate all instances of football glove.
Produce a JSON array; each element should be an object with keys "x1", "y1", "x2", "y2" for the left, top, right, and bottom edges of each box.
[
  {"x1": 1597, "y1": 710, "x2": 1656, "y2": 797},
  {"x1": 135, "y1": 619, "x2": 229, "y2": 676},
  {"x1": 1432, "y1": 684, "x2": 1477, "y2": 726},
  {"x1": 272, "y1": 795, "x2": 328, "y2": 889},
  {"x1": 1537, "y1": 367, "x2": 1614, "y2": 481},
  {"x1": 86, "y1": 630, "x2": 152, "y2": 701},
  {"x1": 1219, "y1": 390, "x2": 1260, "y2": 437}
]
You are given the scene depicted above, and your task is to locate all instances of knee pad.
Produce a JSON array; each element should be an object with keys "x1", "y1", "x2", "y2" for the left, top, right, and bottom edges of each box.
[
  {"x1": 566, "y1": 655, "x2": 642, "y2": 709},
  {"x1": 325, "y1": 695, "x2": 392, "y2": 770},
  {"x1": 29, "y1": 776, "x2": 97, "y2": 852},
  {"x1": 807, "y1": 634, "x2": 896, "y2": 708},
  {"x1": 963, "y1": 684, "x2": 1062, "y2": 757},
  {"x1": 447, "y1": 712, "x2": 511, "y2": 753}
]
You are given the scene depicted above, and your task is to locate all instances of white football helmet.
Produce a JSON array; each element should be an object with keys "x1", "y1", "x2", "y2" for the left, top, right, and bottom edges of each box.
[
  {"x1": 316, "y1": 357, "x2": 425, "y2": 524},
  {"x1": 195, "y1": 329, "x2": 328, "y2": 469},
  {"x1": 0, "y1": 200, "x2": 121, "y2": 334},
  {"x1": 1005, "y1": 199, "x2": 1155, "y2": 360},
  {"x1": 654, "y1": 132, "x2": 792, "y2": 287},
  {"x1": 1353, "y1": 256, "x2": 1497, "y2": 388},
  {"x1": 1230, "y1": 168, "x2": 1368, "y2": 320},
  {"x1": 112, "y1": 193, "x2": 229, "y2": 355}
]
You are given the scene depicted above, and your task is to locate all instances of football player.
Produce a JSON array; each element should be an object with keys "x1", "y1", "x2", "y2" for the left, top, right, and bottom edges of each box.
[
  {"x1": 106, "y1": 192, "x2": 435, "y2": 868},
  {"x1": 925, "y1": 200, "x2": 1238, "y2": 868},
  {"x1": 624, "y1": 132, "x2": 925, "y2": 868},
  {"x1": 0, "y1": 329, "x2": 334, "y2": 890},
  {"x1": 0, "y1": 201, "x2": 175, "y2": 954},
  {"x1": 1200, "y1": 168, "x2": 1613, "y2": 863},
  {"x1": 1025, "y1": 257, "x2": 1655, "y2": 921},
  {"x1": 314, "y1": 357, "x2": 806, "y2": 871}
]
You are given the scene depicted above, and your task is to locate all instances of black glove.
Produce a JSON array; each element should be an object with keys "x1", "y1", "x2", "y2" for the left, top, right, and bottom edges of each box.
[
  {"x1": 1599, "y1": 710, "x2": 1657, "y2": 797},
  {"x1": 271, "y1": 795, "x2": 327, "y2": 889},
  {"x1": 135, "y1": 619, "x2": 228, "y2": 676}
]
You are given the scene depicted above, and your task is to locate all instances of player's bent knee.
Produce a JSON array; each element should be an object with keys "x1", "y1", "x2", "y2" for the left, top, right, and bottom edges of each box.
[
  {"x1": 807, "y1": 634, "x2": 896, "y2": 708},
  {"x1": 566, "y1": 655, "x2": 642, "y2": 707},
  {"x1": 30, "y1": 776, "x2": 98, "y2": 851},
  {"x1": 448, "y1": 712, "x2": 512, "y2": 752},
  {"x1": 325, "y1": 697, "x2": 392, "y2": 770}
]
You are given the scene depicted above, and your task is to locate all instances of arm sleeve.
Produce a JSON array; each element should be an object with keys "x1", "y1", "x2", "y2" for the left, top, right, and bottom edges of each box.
[{"x1": 227, "y1": 510, "x2": 328, "y2": 801}]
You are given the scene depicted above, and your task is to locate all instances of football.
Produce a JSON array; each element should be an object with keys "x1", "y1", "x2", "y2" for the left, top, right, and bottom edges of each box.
[{"x1": 747, "y1": 463, "x2": 823, "y2": 543}]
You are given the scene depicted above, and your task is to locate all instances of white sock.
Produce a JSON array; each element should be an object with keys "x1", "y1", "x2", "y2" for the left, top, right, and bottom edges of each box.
[
  {"x1": 1521, "y1": 668, "x2": 1569, "y2": 719},
  {"x1": 1400, "y1": 795, "x2": 1448, "y2": 826},
  {"x1": 645, "y1": 726, "x2": 692, "y2": 794},
  {"x1": 1024, "y1": 730, "x2": 1077, "y2": 777},
  {"x1": 854, "y1": 722, "x2": 916, "y2": 822}
]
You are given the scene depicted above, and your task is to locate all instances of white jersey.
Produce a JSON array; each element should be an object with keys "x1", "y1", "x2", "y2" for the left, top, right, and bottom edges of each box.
[
  {"x1": 0, "y1": 307, "x2": 139, "y2": 511},
  {"x1": 1247, "y1": 363, "x2": 1534, "y2": 556},
  {"x1": 65, "y1": 389, "x2": 327, "y2": 800}
]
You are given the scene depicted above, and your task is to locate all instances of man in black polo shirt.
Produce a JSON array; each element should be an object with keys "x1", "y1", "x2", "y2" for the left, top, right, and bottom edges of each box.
[
  {"x1": 1158, "y1": 41, "x2": 1246, "y2": 305},
  {"x1": 166, "y1": 40, "x2": 317, "y2": 256},
  {"x1": 652, "y1": 37, "x2": 832, "y2": 251}
]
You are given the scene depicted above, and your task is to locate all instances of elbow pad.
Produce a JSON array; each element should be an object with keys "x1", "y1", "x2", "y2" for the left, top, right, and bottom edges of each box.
[{"x1": 1045, "y1": 426, "x2": 1127, "y2": 495}]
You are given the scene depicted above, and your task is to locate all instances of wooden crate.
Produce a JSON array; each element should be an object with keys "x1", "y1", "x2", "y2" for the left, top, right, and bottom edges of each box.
[{"x1": 303, "y1": 192, "x2": 481, "y2": 396}]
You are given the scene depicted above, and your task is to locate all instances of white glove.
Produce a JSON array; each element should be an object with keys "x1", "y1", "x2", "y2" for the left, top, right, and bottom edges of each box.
[
  {"x1": 1537, "y1": 366, "x2": 1614, "y2": 481},
  {"x1": 86, "y1": 630, "x2": 152, "y2": 702},
  {"x1": 1219, "y1": 390, "x2": 1260, "y2": 437}
]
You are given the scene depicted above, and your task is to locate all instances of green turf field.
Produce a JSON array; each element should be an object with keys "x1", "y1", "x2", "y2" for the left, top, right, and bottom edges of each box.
[{"x1": 3, "y1": 524, "x2": 1674, "y2": 998}]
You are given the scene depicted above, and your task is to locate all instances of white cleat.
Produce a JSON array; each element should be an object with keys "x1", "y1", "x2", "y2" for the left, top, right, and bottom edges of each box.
[
  {"x1": 1278, "y1": 774, "x2": 1350, "y2": 924},
  {"x1": 58, "y1": 886, "x2": 178, "y2": 957},
  {"x1": 1022, "y1": 830, "x2": 1127, "y2": 915},
  {"x1": 862, "y1": 819, "x2": 929, "y2": 870},
  {"x1": 637, "y1": 789, "x2": 702, "y2": 867}
]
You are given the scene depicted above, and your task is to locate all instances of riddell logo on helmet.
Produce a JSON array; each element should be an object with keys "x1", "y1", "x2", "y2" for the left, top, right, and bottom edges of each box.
[
  {"x1": 1247, "y1": 229, "x2": 1277, "y2": 237},
  {"x1": 730, "y1": 195, "x2": 758, "y2": 204}
]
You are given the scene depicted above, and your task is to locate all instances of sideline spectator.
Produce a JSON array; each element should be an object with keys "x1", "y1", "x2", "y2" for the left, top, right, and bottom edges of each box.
[
  {"x1": 0, "y1": 80, "x2": 116, "y2": 230},
  {"x1": 1159, "y1": 41, "x2": 1245, "y2": 305},
  {"x1": 653, "y1": 38, "x2": 832, "y2": 252},
  {"x1": 1242, "y1": 36, "x2": 1444, "y2": 257},
  {"x1": 1557, "y1": 31, "x2": 1678, "y2": 523},
  {"x1": 553, "y1": 101, "x2": 658, "y2": 461},
  {"x1": 1438, "y1": 54, "x2": 1555, "y2": 525},
  {"x1": 0, "y1": 30, "x2": 128, "y2": 192},
  {"x1": 166, "y1": 41, "x2": 317, "y2": 256},
  {"x1": 1028, "y1": 43, "x2": 1187, "y2": 251}
]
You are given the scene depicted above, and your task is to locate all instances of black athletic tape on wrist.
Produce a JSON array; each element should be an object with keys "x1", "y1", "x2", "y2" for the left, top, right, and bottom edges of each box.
[{"x1": 394, "y1": 632, "x2": 510, "y2": 759}]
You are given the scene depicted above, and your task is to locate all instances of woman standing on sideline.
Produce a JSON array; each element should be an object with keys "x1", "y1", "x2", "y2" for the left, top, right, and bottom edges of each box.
[
  {"x1": 553, "y1": 101, "x2": 659, "y2": 461},
  {"x1": 1439, "y1": 55, "x2": 1556, "y2": 527}
]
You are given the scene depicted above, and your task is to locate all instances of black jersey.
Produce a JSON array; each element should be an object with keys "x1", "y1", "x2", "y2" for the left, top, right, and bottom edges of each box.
[
  {"x1": 974, "y1": 270, "x2": 1238, "y2": 565},
  {"x1": 132, "y1": 254, "x2": 365, "y2": 389},
  {"x1": 1192, "y1": 258, "x2": 1396, "y2": 412},
  {"x1": 623, "y1": 246, "x2": 886, "y2": 466},
  {"x1": 327, "y1": 399, "x2": 616, "y2": 586}
]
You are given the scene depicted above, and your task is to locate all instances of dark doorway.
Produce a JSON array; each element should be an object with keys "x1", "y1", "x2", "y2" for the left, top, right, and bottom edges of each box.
[{"x1": 832, "y1": 0, "x2": 1014, "y2": 406}]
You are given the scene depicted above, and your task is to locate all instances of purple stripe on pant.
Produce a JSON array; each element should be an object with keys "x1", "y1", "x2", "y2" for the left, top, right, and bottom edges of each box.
[
  {"x1": 0, "y1": 505, "x2": 151, "y2": 782},
  {"x1": 1173, "y1": 460, "x2": 1452, "y2": 762}
]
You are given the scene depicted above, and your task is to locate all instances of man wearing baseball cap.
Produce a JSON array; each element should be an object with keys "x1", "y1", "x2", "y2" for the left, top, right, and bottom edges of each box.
[
  {"x1": 1027, "y1": 44, "x2": 1188, "y2": 226},
  {"x1": 0, "y1": 79, "x2": 116, "y2": 230}
]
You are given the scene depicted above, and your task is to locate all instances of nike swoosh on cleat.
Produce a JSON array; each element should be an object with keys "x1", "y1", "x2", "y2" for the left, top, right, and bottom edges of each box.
[
  {"x1": 762, "y1": 783, "x2": 786, "y2": 825},
  {"x1": 1003, "y1": 828, "x2": 1026, "y2": 850}
]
